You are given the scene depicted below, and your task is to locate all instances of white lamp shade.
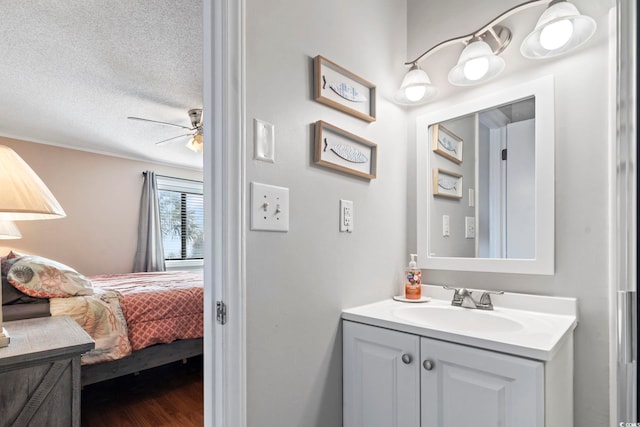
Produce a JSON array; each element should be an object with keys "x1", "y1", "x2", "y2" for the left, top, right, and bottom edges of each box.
[
  {"x1": 186, "y1": 134, "x2": 204, "y2": 152},
  {"x1": 521, "y1": 1, "x2": 596, "y2": 59},
  {"x1": 448, "y1": 40, "x2": 505, "y2": 86},
  {"x1": 395, "y1": 66, "x2": 438, "y2": 104},
  {"x1": 0, "y1": 221, "x2": 21, "y2": 239},
  {"x1": 0, "y1": 145, "x2": 66, "y2": 220}
]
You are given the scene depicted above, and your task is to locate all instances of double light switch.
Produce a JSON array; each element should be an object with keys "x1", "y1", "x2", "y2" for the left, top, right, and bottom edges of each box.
[{"x1": 250, "y1": 182, "x2": 289, "y2": 232}]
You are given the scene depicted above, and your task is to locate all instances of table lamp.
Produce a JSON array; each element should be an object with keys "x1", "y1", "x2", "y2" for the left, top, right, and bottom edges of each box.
[{"x1": 0, "y1": 145, "x2": 66, "y2": 347}]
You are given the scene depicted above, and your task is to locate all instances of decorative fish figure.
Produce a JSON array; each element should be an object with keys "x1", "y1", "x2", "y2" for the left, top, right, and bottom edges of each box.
[
  {"x1": 438, "y1": 135, "x2": 457, "y2": 153},
  {"x1": 438, "y1": 178, "x2": 457, "y2": 191},
  {"x1": 324, "y1": 138, "x2": 369, "y2": 163},
  {"x1": 323, "y1": 75, "x2": 367, "y2": 103}
]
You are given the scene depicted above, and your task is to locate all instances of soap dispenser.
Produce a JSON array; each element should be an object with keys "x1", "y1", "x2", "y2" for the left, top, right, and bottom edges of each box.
[{"x1": 404, "y1": 254, "x2": 422, "y2": 300}]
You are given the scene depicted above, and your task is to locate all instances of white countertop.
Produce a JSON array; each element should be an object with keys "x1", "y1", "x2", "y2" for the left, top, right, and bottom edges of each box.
[{"x1": 342, "y1": 285, "x2": 578, "y2": 361}]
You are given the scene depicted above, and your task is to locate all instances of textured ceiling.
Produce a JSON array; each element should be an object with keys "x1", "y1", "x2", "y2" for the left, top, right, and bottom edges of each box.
[{"x1": 0, "y1": 0, "x2": 203, "y2": 170}]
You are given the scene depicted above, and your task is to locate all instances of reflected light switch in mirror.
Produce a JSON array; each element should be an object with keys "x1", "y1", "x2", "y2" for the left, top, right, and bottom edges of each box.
[{"x1": 443, "y1": 215, "x2": 450, "y2": 237}]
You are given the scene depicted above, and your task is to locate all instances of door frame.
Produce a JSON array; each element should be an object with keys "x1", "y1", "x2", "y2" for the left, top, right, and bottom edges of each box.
[
  {"x1": 612, "y1": 0, "x2": 637, "y2": 424},
  {"x1": 204, "y1": 1, "x2": 247, "y2": 426}
]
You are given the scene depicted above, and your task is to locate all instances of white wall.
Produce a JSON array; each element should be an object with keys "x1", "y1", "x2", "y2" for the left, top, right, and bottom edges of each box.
[
  {"x1": 245, "y1": 0, "x2": 408, "y2": 425},
  {"x1": 407, "y1": 0, "x2": 614, "y2": 425},
  {"x1": 0, "y1": 137, "x2": 202, "y2": 275}
]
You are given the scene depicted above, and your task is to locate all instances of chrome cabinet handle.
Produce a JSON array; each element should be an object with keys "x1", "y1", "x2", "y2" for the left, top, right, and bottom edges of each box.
[
  {"x1": 401, "y1": 353, "x2": 413, "y2": 364},
  {"x1": 423, "y1": 359, "x2": 434, "y2": 371}
]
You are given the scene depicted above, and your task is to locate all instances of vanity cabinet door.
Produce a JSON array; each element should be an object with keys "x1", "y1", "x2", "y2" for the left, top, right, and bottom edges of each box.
[
  {"x1": 343, "y1": 321, "x2": 420, "y2": 427},
  {"x1": 420, "y1": 337, "x2": 544, "y2": 427}
]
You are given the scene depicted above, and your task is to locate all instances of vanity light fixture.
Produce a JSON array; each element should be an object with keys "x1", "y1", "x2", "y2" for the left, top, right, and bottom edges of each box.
[
  {"x1": 395, "y1": 64, "x2": 438, "y2": 104},
  {"x1": 448, "y1": 38, "x2": 506, "y2": 86},
  {"x1": 397, "y1": 0, "x2": 596, "y2": 104},
  {"x1": 521, "y1": 0, "x2": 596, "y2": 58}
]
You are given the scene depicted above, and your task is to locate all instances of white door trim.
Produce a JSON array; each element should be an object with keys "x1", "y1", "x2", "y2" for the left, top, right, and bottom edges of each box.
[
  {"x1": 204, "y1": 1, "x2": 247, "y2": 426},
  {"x1": 612, "y1": 0, "x2": 637, "y2": 424}
]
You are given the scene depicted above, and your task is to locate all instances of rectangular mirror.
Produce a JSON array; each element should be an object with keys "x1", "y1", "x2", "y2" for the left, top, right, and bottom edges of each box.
[{"x1": 416, "y1": 76, "x2": 555, "y2": 275}]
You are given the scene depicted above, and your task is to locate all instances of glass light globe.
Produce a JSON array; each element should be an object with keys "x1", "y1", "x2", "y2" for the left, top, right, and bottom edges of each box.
[
  {"x1": 398, "y1": 66, "x2": 437, "y2": 103},
  {"x1": 463, "y1": 57, "x2": 489, "y2": 81},
  {"x1": 540, "y1": 19, "x2": 574, "y2": 50},
  {"x1": 405, "y1": 85, "x2": 427, "y2": 102}
]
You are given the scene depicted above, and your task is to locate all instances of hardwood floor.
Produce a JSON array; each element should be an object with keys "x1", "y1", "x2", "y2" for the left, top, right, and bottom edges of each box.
[{"x1": 81, "y1": 357, "x2": 203, "y2": 427}]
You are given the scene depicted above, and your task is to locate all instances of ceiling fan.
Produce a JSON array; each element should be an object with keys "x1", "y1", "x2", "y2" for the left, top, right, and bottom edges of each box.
[{"x1": 128, "y1": 108, "x2": 204, "y2": 152}]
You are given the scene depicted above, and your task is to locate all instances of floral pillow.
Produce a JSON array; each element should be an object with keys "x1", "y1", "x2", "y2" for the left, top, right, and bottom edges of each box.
[
  {"x1": 1, "y1": 250, "x2": 23, "y2": 276},
  {"x1": 6, "y1": 255, "x2": 93, "y2": 298}
]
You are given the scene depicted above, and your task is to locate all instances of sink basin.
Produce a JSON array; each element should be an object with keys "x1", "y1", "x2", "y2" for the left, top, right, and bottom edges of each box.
[
  {"x1": 342, "y1": 286, "x2": 578, "y2": 360},
  {"x1": 391, "y1": 305, "x2": 525, "y2": 333}
]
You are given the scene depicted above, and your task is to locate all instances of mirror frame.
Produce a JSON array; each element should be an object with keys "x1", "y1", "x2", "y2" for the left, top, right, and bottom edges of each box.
[{"x1": 416, "y1": 75, "x2": 555, "y2": 275}]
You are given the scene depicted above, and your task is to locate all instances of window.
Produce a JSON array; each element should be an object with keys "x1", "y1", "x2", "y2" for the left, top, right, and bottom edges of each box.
[{"x1": 156, "y1": 176, "x2": 204, "y2": 267}]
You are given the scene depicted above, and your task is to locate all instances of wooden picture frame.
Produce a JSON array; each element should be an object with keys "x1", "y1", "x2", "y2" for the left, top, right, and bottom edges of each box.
[
  {"x1": 432, "y1": 124, "x2": 463, "y2": 164},
  {"x1": 313, "y1": 55, "x2": 376, "y2": 122},
  {"x1": 433, "y1": 168, "x2": 462, "y2": 199},
  {"x1": 314, "y1": 120, "x2": 377, "y2": 180}
]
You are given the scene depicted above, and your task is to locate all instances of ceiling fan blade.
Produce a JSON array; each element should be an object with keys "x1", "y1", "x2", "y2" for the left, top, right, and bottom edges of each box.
[
  {"x1": 154, "y1": 133, "x2": 195, "y2": 145},
  {"x1": 128, "y1": 116, "x2": 194, "y2": 131}
]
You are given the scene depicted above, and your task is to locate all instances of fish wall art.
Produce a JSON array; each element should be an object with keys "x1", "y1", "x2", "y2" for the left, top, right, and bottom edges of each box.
[
  {"x1": 322, "y1": 75, "x2": 367, "y2": 103},
  {"x1": 313, "y1": 55, "x2": 376, "y2": 123},
  {"x1": 324, "y1": 138, "x2": 369, "y2": 163}
]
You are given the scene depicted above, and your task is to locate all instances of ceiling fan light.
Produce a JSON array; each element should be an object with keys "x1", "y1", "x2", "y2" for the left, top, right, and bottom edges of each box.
[
  {"x1": 186, "y1": 134, "x2": 204, "y2": 152},
  {"x1": 448, "y1": 40, "x2": 505, "y2": 86},
  {"x1": 521, "y1": 1, "x2": 596, "y2": 59}
]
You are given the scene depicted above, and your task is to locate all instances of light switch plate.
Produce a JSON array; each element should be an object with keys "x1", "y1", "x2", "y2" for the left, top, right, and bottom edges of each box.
[
  {"x1": 340, "y1": 200, "x2": 353, "y2": 232},
  {"x1": 251, "y1": 182, "x2": 289, "y2": 232},
  {"x1": 254, "y1": 118, "x2": 275, "y2": 163}
]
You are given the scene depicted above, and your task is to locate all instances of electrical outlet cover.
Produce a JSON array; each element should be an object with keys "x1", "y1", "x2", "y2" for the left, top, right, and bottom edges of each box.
[
  {"x1": 340, "y1": 199, "x2": 354, "y2": 232},
  {"x1": 465, "y1": 216, "x2": 475, "y2": 239}
]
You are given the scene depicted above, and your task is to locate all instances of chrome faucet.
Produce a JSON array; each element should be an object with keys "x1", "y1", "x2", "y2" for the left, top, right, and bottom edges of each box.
[{"x1": 443, "y1": 286, "x2": 504, "y2": 310}]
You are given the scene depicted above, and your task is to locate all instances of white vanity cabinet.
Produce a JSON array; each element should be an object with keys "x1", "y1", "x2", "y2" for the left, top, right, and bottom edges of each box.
[
  {"x1": 343, "y1": 321, "x2": 420, "y2": 427},
  {"x1": 344, "y1": 320, "x2": 571, "y2": 427},
  {"x1": 421, "y1": 336, "x2": 543, "y2": 427}
]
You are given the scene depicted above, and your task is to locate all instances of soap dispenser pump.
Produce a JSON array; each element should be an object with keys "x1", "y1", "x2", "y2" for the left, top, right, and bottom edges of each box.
[{"x1": 405, "y1": 253, "x2": 422, "y2": 300}]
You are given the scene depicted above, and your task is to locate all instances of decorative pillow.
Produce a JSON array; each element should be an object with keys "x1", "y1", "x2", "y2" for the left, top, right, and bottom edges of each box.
[
  {"x1": 7, "y1": 255, "x2": 93, "y2": 298},
  {"x1": 1, "y1": 250, "x2": 23, "y2": 276},
  {"x1": 2, "y1": 251, "x2": 33, "y2": 305}
]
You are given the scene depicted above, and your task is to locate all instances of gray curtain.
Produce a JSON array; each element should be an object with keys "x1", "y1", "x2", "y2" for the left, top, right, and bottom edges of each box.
[{"x1": 133, "y1": 171, "x2": 166, "y2": 272}]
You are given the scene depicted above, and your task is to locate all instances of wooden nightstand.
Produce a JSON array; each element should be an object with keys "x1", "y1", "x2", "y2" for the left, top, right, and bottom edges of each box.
[{"x1": 0, "y1": 316, "x2": 94, "y2": 427}]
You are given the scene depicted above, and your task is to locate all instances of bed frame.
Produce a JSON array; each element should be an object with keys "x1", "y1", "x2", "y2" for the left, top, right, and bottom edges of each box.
[{"x1": 81, "y1": 338, "x2": 203, "y2": 386}]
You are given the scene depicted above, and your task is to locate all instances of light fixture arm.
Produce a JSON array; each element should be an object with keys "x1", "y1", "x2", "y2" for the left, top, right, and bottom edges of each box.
[{"x1": 405, "y1": 0, "x2": 550, "y2": 66}]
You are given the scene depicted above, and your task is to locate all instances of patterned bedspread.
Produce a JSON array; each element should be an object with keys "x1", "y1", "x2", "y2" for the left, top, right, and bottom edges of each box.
[{"x1": 50, "y1": 271, "x2": 203, "y2": 365}]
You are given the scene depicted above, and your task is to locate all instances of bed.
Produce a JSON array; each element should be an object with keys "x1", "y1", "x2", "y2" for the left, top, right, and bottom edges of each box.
[{"x1": 1, "y1": 253, "x2": 204, "y2": 386}]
